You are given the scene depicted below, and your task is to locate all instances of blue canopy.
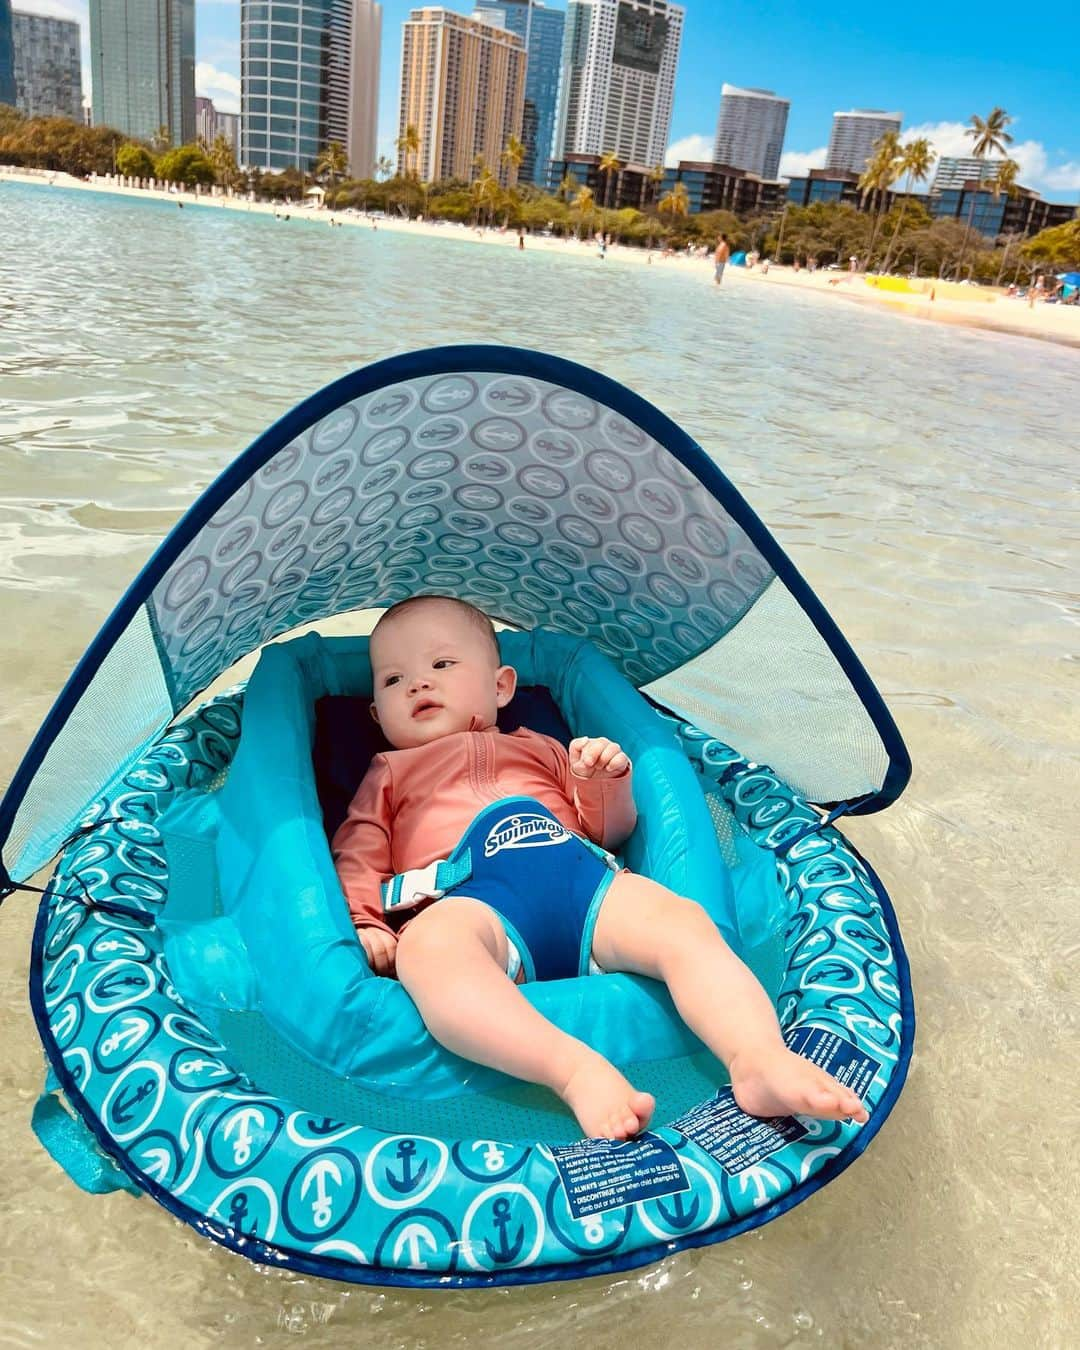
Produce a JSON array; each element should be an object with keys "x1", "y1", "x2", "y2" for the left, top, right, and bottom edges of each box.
[{"x1": 0, "y1": 346, "x2": 909, "y2": 889}]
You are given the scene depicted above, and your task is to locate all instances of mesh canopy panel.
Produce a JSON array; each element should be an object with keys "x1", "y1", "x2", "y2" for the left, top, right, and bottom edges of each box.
[
  {"x1": 4, "y1": 607, "x2": 171, "y2": 878},
  {"x1": 645, "y1": 579, "x2": 891, "y2": 803},
  {"x1": 0, "y1": 347, "x2": 907, "y2": 885}
]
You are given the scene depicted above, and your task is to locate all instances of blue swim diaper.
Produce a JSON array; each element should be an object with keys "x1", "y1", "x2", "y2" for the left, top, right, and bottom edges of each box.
[{"x1": 381, "y1": 797, "x2": 620, "y2": 982}]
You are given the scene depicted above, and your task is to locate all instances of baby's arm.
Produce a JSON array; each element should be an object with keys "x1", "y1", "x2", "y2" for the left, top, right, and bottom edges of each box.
[
  {"x1": 563, "y1": 736, "x2": 637, "y2": 849},
  {"x1": 331, "y1": 756, "x2": 399, "y2": 975}
]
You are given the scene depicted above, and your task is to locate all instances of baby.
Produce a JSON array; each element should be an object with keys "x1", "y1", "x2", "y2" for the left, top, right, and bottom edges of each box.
[{"x1": 332, "y1": 596, "x2": 869, "y2": 1140}]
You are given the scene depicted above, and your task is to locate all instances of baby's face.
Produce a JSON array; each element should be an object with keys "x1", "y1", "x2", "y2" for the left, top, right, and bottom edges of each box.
[{"x1": 369, "y1": 602, "x2": 516, "y2": 749}]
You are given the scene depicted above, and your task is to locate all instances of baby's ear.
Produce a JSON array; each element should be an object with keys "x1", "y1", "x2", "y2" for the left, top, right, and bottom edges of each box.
[
  {"x1": 369, "y1": 702, "x2": 380, "y2": 724},
  {"x1": 495, "y1": 664, "x2": 518, "y2": 708}
]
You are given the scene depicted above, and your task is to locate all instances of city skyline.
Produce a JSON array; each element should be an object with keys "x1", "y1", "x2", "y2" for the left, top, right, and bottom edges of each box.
[{"x1": 9, "y1": 0, "x2": 1080, "y2": 199}]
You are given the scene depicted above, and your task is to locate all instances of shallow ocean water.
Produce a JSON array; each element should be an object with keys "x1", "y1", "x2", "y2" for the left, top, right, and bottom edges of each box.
[{"x1": 0, "y1": 179, "x2": 1077, "y2": 1348}]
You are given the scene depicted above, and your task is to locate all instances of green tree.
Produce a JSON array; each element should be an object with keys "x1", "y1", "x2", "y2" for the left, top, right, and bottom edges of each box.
[
  {"x1": 658, "y1": 180, "x2": 689, "y2": 223},
  {"x1": 501, "y1": 133, "x2": 525, "y2": 187},
  {"x1": 115, "y1": 142, "x2": 155, "y2": 179},
  {"x1": 857, "y1": 130, "x2": 902, "y2": 268},
  {"x1": 880, "y1": 137, "x2": 935, "y2": 273},
  {"x1": 557, "y1": 172, "x2": 576, "y2": 204},
  {"x1": 149, "y1": 124, "x2": 172, "y2": 154},
  {"x1": 1020, "y1": 217, "x2": 1080, "y2": 269},
  {"x1": 314, "y1": 140, "x2": 348, "y2": 188},
  {"x1": 375, "y1": 154, "x2": 393, "y2": 181},
  {"x1": 954, "y1": 106, "x2": 1013, "y2": 278},
  {"x1": 208, "y1": 132, "x2": 240, "y2": 190},
  {"x1": 396, "y1": 123, "x2": 420, "y2": 179},
  {"x1": 155, "y1": 143, "x2": 215, "y2": 187},
  {"x1": 572, "y1": 183, "x2": 596, "y2": 239},
  {"x1": 599, "y1": 150, "x2": 621, "y2": 209}
]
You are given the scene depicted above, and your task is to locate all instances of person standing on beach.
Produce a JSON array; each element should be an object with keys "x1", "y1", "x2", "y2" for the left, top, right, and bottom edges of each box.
[{"x1": 714, "y1": 234, "x2": 730, "y2": 286}]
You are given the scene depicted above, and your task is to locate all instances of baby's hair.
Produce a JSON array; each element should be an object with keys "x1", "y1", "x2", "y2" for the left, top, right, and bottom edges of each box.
[{"x1": 371, "y1": 595, "x2": 500, "y2": 664}]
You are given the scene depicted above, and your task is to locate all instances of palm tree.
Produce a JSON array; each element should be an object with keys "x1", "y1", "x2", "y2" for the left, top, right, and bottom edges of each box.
[
  {"x1": 557, "y1": 172, "x2": 575, "y2": 204},
  {"x1": 954, "y1": 107, "x2": 1013, "y2": 278},
  {"x1": 396, "y1": 123, "x2": 420, "y2": 179},
  {"x1": 599, "y1": 150, "x2": 622, "y2": 209},
  {"x1": 658, "y1": 181, "x2": 689, "y2": 221},
  {"x1": 501, "y1": 133, "x2": 525, "y2": 188},
  {"x1": 858, "y1": 130, "x2": 902, "y2": 269},
  {"x1": 647, "y1": 162, "x2": 665, "y2": 206},
  {"x1": 471, "y1": 167, "x2": 500, "y2": 226},
  {"x1": 314, "y1": 140, "x2": 348, "y2": 190},
  {"x1": 572, "y1": 184, "x2": 595, "y2": 239},
  {"x1": 208, "y1": 131, "x2": 240, "y2": 191},
  {"x1": 375, "y1": 154, "x2": 393, "y2": 181},
  {"x1": 881, "y1": 137, "x2": 935, "y2": 274}
]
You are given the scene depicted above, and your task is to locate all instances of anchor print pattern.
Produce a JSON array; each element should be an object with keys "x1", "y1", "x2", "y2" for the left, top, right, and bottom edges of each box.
[{"x1": 32, "y1": 606, "x2": 908, "y2": 1283}]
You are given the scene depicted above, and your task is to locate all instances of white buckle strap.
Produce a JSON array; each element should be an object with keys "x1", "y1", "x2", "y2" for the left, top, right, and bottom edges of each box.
[{"x1": 382, "y1": 862, "x2": 447, "y2": 914}]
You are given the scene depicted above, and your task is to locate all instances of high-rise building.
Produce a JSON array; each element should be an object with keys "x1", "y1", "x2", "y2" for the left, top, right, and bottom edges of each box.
[
  {"x1": 399, "y1": 8, "x2": 526, "y2": 185},
  {"x1": 825, "y1": 108, "x2": 902, "y2": 174},
  {"x1": 12, "y1": 10, "x2": 83, "y2": 121},
  {"x1": 473, "y1": 1, "x2": 565, "y2": 187},
  {"x1": 551, "y1": 0, "x2": 683, "y2": 173},
  {"x1": 216, "y1": 110, "x2": 240, "y2": 156},
  {"x1": 195, "y1": 94, "x2": 216, "y2": 145},
  {"x1": 931, "y1": 155, "x2": 1001, "y2": 191},
  {"x1": 89, "y1": 0, "x2": 195, "y2": 145},
  {"x1": 712, "y1": 84, "x2": 788, "y2": 180},
  {"x1": 241, "y1": 0, "x2": 381, "y2": 178},
  {"x1": 0, "y1": 1, "x2": 16, "y2": 107}
]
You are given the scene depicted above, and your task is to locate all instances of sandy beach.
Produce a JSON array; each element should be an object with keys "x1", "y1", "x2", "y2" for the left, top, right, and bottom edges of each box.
[{"x1": 4, "y1": 164, "x2": 1079, "y2": 350}]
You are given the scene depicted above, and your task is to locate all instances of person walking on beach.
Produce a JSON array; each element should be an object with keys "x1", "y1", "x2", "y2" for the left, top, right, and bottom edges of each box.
[{"x1": 714, "y1": 233, "x2": 730, "y2": 286}]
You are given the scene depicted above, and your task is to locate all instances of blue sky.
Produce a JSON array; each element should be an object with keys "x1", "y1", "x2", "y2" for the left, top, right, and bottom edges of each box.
[{"x1": 24, "y1": 0, "x2": 1080, "y2": 197}]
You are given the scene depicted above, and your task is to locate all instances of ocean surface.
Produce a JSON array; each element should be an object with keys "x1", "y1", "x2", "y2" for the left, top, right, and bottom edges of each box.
[{"x1": 1, "y1": 178, "x2": 1077, "y2": 1348}]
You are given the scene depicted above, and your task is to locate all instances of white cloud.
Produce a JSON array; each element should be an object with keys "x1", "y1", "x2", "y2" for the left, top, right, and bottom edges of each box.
[
  {"x1": 900, "y1": 120, "x2": 1080, "y2": 198},
  {"x1": 665, "y1": 133, "x2": 713, "y2": 167},
  {"x1": 195, "y1": 62, "x2": 240, "y2": 115},
  {"x1": 12, "y1": 0, "x2": 86, "y2": 19},
  {"x1": 1042, "y1": 161, "x2": 1080, "y2": 192},
  {"x1": 778, "y1": 146, "x2": 827, "y2": 178}
]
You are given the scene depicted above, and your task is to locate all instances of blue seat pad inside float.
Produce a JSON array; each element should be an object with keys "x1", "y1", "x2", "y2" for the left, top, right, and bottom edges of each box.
[{"x1": 158, "y1": 627, "x2": 763, "y2": 1103}]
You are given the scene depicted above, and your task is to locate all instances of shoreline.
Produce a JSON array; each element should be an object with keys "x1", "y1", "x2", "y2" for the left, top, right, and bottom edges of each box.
[{"x1": 4, "y1": 165, "x2": 1079, "y2": 352}]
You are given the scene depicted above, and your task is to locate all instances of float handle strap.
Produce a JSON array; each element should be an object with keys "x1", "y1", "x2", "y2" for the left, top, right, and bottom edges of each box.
[{"x1": 32, "y1": 1067, "x2": 141, "y2": 1197}]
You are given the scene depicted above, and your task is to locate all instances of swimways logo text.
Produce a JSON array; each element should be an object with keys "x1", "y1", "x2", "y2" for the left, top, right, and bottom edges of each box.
[{"x1": 483, "y1": 814, "x2": 570, "y2": 858}]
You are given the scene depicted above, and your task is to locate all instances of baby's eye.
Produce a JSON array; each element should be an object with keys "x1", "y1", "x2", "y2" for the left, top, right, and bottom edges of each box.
[
  {"x1": 433, "y1": 659, "x2": 456, "y2": 669},
  {"x1": 383, "y1": 675, "x2": 401, "y2": 687}
]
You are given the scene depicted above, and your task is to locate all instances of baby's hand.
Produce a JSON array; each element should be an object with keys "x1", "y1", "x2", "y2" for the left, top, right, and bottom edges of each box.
[
  {"x1": 569, "y1": 736, "x2": 630, "y2": 780},
  {"x1": 357, "y1": 925, "x2": 398, "y2": 977}
]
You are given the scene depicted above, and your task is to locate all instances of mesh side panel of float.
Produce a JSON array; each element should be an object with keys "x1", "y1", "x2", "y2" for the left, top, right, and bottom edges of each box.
[
  {"x1": 216, "y1": 1009, "x2": 725, "y2": 1145},
  {"x1": 4, "y1": 607, "x2": 171, "y2": 880},
  {"x1": 645, "y1": 580, "x2": 891, "y2": 804},
  {"x1": 704, "y1": 788, "x2": 740, "y2": 869}
]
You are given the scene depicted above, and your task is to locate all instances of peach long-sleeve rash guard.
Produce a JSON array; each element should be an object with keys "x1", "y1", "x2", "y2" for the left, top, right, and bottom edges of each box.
[{"x1": 331, "y1": 723, "x2": 637, "y2": 935}]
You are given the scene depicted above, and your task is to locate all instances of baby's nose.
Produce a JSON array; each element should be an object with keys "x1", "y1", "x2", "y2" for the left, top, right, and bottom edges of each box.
[{"x1": 408, "y1": 674, "x2": 433, "y2": 693}]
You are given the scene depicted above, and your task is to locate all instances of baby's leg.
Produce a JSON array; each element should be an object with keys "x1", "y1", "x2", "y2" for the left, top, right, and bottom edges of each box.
[
  {"x1": 395, "y1": 897, "x2": 654, "y2": 1139},
  {"x1": 592, "y1": 875, "x2": 868, "y2": 1123}
]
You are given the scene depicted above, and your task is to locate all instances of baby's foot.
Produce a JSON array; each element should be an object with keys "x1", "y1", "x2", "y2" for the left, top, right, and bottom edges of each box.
[
  {"x1": 730, "y1": 1046, "x2": 869, "y2": 1123},
  {"x1": 557, "y1": 1050, "x2": 655, "y2": 1140}
]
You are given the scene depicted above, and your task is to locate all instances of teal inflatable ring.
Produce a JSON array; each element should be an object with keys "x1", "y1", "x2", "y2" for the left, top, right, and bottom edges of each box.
[{"x1": 31, "y1": 687, "x2": 913, "y2": 1287}]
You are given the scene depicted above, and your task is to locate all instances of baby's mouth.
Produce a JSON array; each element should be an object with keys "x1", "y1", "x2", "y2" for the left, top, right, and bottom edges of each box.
[{"x1": 412, "y1": 699, "x2": 442, "y2": 718}]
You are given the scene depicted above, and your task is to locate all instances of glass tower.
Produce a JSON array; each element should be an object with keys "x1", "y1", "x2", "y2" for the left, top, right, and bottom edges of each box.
[
  {"x1": 88, "y1": 0, "x2": 195, "y2": 145},
  {"x1": 0, "y1": 0, "x2": 16, "y2": 107},
  {"x1": 474, "y1": 1, "x2": 565, "y2": 187},
  {"x1": 13, "y1": 11, "x2": 84, "y2": 121},
  {"x1": 241, "y1": 0, "x2": 381, "y2": 177}
]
